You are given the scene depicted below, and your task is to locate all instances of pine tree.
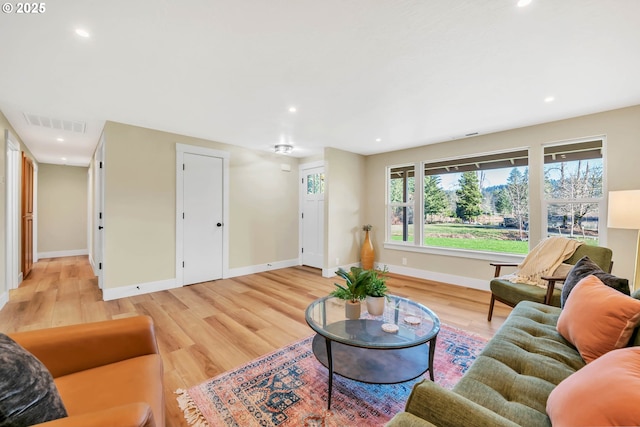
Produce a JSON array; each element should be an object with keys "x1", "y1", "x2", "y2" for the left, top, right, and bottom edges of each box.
[
  {"x1": 424, "y1": 176, "x2": 448, "y2": 222},
  {"x1": 455, "y1": 171, "x2": 482, "y2": 221}
]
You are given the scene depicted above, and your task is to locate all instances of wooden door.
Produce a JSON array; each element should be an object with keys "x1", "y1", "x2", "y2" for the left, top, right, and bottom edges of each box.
[{"x1": 22, "y1": 153, "x2": 34, "y2": 279}]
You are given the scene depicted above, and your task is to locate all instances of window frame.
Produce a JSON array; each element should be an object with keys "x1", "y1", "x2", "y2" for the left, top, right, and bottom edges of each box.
[
  {"x1": 386, "y1": 163, "x2": 418, "y2": 246},
  {"x1": 541, "y1": 136, "x2": 607, "y2": 246},
  {"x1": 385, "y1": 148, "x2": 532, "y2": 262}
]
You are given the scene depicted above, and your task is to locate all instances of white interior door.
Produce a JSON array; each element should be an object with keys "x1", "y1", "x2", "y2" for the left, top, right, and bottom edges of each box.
[
  {"x1": 93, "y1": 136, "x2": 105, "y2": 289},
  {"x1": 301, "y1": 166, "x2": 324, "y2": 269},
  {"x1": 182, "y1": 153, "x2": 223, "y2": 285}
]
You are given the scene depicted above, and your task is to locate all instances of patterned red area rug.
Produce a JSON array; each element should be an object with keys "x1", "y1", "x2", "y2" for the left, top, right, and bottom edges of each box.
[{"x1": 176, "y1": 324, "x2": 486, "y2": 427}]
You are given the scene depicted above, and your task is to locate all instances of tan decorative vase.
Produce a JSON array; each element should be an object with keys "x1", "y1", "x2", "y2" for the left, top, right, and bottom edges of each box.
[
  {"x1": 361, "y1": 229, "x2": 375, "y2": 270},
  {"x1": 345, "y1": 301, "x2": 362, "y2": 320},
  {"x1": 366, "y1": 296, "x2": 385, "y2": 316}
]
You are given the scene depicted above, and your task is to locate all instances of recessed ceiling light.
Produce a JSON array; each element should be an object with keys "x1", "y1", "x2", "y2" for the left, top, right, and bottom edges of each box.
[
  {"x1": 75, "y1": 28, "x2": 90, "y2": 38},
  {"x1": 375, "y1": 138, "x2": 381, "y2": 142},
  {"x1": 544, "y1": 96, "x2": 555, "y2": 103},
  {"x1": 288, "y1": 107, "x2": 297, "y2": 113},
  {"x1": 61, "y1": 157, "x2": 67, "y2": 161},
  {"x1": 517, "y1": 0, "x2": 532, "y2": 7},
  {"x1": 56, "y1": 137, "x2": 64, "y2": 142}
]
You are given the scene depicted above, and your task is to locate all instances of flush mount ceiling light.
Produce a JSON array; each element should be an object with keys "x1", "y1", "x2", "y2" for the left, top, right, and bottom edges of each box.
[
  {"x1": 75, "y1": 28, "x2": 90, "y2": 38},
  {"x1": 544, "y1": 96, "x2": 555, "y2": 103},
  {"x1": 375, "y1": 138, "x2": 382, "y2": 142},
  {"x1": 274, "y1": 144, "x2": 294, "y2": 154},
  {"x1": 288, "y1": 107, "x2": 297, "y2": 113},
  {"x1": 517, "y1": 0, "x2": 532, "y2": 7}
]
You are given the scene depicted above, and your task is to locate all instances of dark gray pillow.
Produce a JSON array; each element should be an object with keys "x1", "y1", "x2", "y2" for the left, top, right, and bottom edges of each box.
[
  {"x1": 561, "y1": 256, "x2": 630, "y2": 308},
  {"x1": 0, "y1": 333, "x2": 67, "y2": 426}
]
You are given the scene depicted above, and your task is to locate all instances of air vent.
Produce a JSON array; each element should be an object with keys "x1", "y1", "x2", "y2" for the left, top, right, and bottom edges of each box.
[{"x1": 23, "y1": 112, "x2": 86, "y2": 133}]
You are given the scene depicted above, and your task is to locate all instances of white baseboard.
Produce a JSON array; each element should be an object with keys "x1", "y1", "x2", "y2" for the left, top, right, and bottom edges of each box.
[
  {"x1": 38, "y1": 249, "x2": 89, "y2": 259},
  {"x1": 102, "y1": 278, "x2": 178, "y2": 301},
  {"x1": 383, "y1": 263, "x2": 489, "y2": 291},
  {"x1": 227, "y1": 258, "x2": 300, "y2": 278},
  {"x1": 100, "y1": 260, "x2": 487, "y2": 302},
  {"x1": 322, "y1": 262, "x2": 360, "y2": 278},
  {"x1": 0, "y1": 291, "x2": 8, "y2": 311},
  {"x1": 89, "y1": 254, "x2": 98, "y2": 276}
]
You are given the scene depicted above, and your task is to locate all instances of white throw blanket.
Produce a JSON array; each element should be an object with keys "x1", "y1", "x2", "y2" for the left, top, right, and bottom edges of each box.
[{"x1": 504, "y1": 237, "x2": 583, "y2": 287}]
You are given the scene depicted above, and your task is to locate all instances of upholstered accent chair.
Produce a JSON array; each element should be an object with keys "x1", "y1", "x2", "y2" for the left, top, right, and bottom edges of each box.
[
  {"x1": 487, "y1": 244, "x2": 613, "y2": 320},
  {"x1": 6, "y1": 316, "x2": 165, "y2": 427}
]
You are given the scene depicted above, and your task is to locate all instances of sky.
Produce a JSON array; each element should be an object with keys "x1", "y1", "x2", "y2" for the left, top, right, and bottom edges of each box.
[{"x1": 438, "y1": 168, "x2": 516, "y2": 192}]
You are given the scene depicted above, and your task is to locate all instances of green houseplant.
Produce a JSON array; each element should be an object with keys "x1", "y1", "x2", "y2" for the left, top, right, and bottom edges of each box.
[
  {"x1": 331, "y1": 267, "x2": 372, "y2": 319},
  {"x1": 365, "y1": 266, "x2": 389, "y2": 316}
]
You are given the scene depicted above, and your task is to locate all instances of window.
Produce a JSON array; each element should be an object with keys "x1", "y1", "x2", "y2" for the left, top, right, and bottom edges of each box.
[
  {"x1": 387, "y1": 151, "x2": 530, "y2": 254},
  {"x1": 306, "y1": 171, "x2": 325, "y2": 195},
  {"x1": 388, "y1": 165, "x2": 415, "y2": 243},
  {"x1": 422, "y1": 150, "x2": 529, "y2": 254},
  {"x1": 543, "y1": 140, "x2": 604, "y2": 244}
]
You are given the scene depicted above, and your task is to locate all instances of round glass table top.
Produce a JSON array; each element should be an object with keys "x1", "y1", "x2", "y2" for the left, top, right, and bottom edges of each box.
[{"x1": 305, "y1": 295, "x2": 440, "y2": 349}]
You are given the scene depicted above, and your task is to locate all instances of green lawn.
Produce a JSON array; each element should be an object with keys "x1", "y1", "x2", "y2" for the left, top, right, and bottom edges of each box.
[{"x1": 390, "y1": 223, "x2": 597, "y2": 254}]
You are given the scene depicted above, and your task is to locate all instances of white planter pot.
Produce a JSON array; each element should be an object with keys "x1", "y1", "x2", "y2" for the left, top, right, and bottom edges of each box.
[
  {"x1": 366, "y1": 296, "x2": 385, "y2": 316},
  {"x1": 345, "y1": 301, "x2": 362, "y2": 319}
]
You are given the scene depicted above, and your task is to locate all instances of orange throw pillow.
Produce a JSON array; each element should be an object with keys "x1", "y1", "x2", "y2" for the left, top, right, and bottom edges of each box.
[
  {"x1": 557, "y1": 274, "x2": 640, "y2": 363},
  {"x1": 547, "y1": 347, "x2": 640, "y2": 426}
]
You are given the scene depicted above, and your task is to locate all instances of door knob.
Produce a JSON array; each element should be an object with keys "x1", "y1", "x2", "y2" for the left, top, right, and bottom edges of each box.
[
  {"x1": 217, "y1": 222, "x2": 223, "y2": 227},
  {"x1": 98, "y1": 226, "x2": 104, "y2": 230}
]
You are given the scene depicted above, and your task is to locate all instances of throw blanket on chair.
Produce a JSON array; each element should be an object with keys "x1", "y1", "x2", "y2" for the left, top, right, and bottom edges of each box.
[{"x1": 505, "y1": 237, "x2": 583, "y2": 287}]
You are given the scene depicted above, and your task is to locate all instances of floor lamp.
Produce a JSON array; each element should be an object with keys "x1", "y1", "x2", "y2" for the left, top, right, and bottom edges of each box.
[{"x1": 608, "y1": 190, "x2": 640, "y2": 291}]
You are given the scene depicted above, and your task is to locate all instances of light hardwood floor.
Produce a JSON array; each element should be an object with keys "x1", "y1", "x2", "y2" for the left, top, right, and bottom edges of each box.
[{"x1": 0, "y1": 256, "x2": 511, "y2": 426}]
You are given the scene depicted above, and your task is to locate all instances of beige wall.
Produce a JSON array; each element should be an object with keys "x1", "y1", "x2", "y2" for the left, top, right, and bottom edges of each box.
[
  {"x1": 102, "y1": 121, "x2": 299, "y2": 289},
  {"x1": 366, "y1": 105, "x2": 640, "y2": 288},
  {"x1": 38, "y1": 164, "x2": 88, "y2": 254},
  {"x1": 325, "y1": 147, "x2": 366, "y2": 270}
]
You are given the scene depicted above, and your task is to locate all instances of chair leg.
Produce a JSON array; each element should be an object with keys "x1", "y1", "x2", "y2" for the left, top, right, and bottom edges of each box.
[{"x1": 488, "y1": 294, "x2": 495, "y2": 321}]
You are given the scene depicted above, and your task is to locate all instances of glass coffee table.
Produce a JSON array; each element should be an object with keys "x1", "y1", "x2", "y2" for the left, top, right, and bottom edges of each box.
[{"x1": 305, "y1": 295, "x2": 440, "y2": 409}]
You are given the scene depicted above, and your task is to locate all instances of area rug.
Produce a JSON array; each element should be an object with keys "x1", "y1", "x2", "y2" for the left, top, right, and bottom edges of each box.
[{"x1": 176, "y1": 324, "x2": 486, "y2": 427}]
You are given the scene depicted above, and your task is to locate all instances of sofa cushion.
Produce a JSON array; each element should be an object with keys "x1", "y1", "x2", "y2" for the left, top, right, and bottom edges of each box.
[
  {"x1": 452, "y1": 302, "x2": 583, "y2": 426},
  {"x1": 54, "y1": 354, "x2": 164, "y2": 423},
  {"x1": 557, "y1": 275, "x2": 640, "y2": 363},
  {"x1": 546, "y1": 347, "x2": 640, "y2": 426},
  {"x1": 561, "y1": 256, "x2": 629, "y2": 307},
  {"x1": 0, "y1": 333, "x2": 68, "y2": 426}
]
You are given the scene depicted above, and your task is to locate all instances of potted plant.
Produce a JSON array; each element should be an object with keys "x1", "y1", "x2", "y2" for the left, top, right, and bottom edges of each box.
[
  {"x1": 365, "y1": 266, "x2": 389, "y2": 316},
  {"x1": 331, "y1": 267, "x2": 371, "y2": 319}
]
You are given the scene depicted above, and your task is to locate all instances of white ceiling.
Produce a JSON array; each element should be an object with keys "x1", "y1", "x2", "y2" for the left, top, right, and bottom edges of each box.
[{"x1": 1, "y1": 0, "x2": 640, "y2": 166}]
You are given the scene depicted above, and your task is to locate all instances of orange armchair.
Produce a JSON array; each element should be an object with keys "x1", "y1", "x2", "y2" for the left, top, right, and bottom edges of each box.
[{"x1": 8, "y1": 316, "x2": 165, "y2": 427}]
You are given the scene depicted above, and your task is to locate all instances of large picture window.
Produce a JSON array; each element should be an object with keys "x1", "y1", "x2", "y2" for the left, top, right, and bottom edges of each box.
[
  {"x1": 387, "y1": 151, "x2": 530, "y2": 254},
  {"x1": 543, "y1": 140, "x2": 604, "y2": 244},
  {"x1": 422, "y1": 150, "x2": 529, "y2": 254}
]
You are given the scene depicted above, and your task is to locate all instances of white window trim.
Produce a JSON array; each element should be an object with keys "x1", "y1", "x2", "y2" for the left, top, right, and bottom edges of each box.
[
  {"x1": 540, "y1": 135, "x2": 607, "y2": 245},
  {"x1": 386, "y1": 163, "x2": 418, "y2": 246}
]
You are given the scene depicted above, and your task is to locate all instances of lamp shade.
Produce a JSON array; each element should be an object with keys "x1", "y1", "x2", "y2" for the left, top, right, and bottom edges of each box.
[{"x1": 608, "y1": 190, "x2": 640, "y2": 229}]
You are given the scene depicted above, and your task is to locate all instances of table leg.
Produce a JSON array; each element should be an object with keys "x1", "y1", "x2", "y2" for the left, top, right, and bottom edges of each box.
[
  {"x1": 428, "y1": 335, "x2": 437, "y2": 381},
  {"x1": 325, "y1": 337, "x2": 333, "y2": 409}
]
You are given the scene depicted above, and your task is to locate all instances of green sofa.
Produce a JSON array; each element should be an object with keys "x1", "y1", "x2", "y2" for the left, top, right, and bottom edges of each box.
[{"x1": 386, "y1": 295, "x2": 640, "y2": 427}]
